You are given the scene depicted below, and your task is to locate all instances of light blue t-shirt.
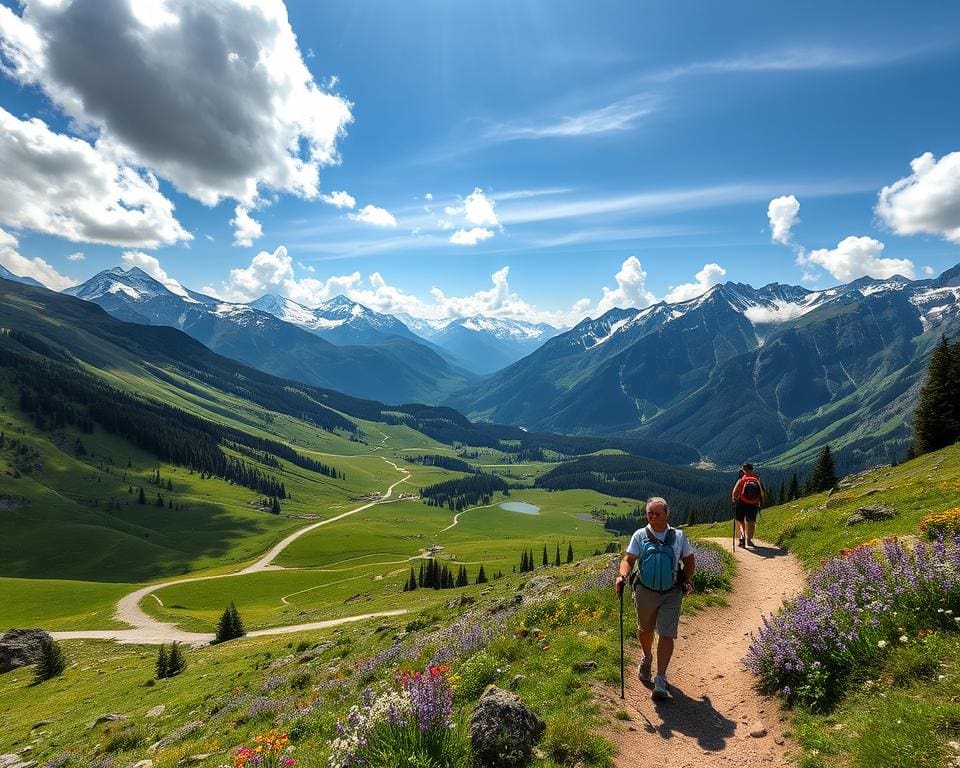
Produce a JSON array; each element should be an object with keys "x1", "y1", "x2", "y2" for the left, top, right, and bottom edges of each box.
[{"x1": 626, "y1": 525, "x2": 694, "y2": 567}]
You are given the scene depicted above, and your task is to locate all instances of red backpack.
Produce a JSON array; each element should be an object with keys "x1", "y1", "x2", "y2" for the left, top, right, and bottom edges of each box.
[{"x1": 740, "y1": 475, "x2": 762, "y2": 505}]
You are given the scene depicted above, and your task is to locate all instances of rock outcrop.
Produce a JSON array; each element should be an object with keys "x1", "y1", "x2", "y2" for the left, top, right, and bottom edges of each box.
[{"x1": 469, "y1": 686, "x2": 545, "y2": 768}]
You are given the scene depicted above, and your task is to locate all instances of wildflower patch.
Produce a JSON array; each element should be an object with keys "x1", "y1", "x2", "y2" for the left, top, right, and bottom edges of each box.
[{"x1": 745, "y1": 535, "x2": 960, "y2": 710}]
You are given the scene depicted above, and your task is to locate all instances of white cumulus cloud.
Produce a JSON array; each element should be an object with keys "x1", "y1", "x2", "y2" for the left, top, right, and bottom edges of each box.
[
  {"x1": 463, "y1": 188, "x2": 500, "y2": 227},
  {"x1": 121, "y1": 250, "x2": 190, "y2": 296},
  {"x1": 349, "y1": 205, "x2": 397, "y2": 228},
  {"x1": 876, "y1": 151, "x2": 960, "y2": 243},
  {"x1": 230, "y1": 205, "x2": 263, "y2": 247},
  {"x1": 595, "y1": 256, "x2": 658, "y2": 315},
  {"x1": 804, "y1": 236, "x2": 914, "y2": 282},
  {"x1": 449, "y1": 228, "x2": 494, "y2": 246},
  {"x1": 0, "y1": 226, "x2": 75, "y2": 290},
  {"x1": 768, "y1": 195, "x2": 801, "y2": 245},
  {"x1": 0, "y1": 107, "x2": 190, "y2": 248},
  {"x1": 204, "y1": 244, "x2": 362, "y2": 304},
  {"x1": 0, "y1": 0, "x2": 353, "y2": 207},
  {"x1": 320, "y1": 190, "x2": 356, "y2": 209},
  {"x1": 66, "y1": 252, "x2": 85, "y2": 262},
  {"x1": 665, "y1": 263, "x2": 726, "y2": 303}
]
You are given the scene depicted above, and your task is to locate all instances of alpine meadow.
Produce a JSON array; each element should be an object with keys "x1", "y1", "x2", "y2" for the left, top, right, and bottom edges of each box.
[{"x1": 1, "y1": 3, "x2": 960, "y2": 768}]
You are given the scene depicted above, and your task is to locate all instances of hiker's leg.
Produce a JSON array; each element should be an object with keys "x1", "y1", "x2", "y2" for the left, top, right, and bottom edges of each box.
[
  {"x1": 637, "y1": 629, "x2": 655, "y2": 660},
  {"x1": 634, "y1": 589, "x2": 657, "y2": 662},
  {"x1": 655, "y1": 588, "x2": 683, "y2": 676},
  {"x1": 655, "y1": 635, "x2": 674, "y2": 675},
  {"x1": 746, "y1": 518, "x2": 756, "y2": 540}
]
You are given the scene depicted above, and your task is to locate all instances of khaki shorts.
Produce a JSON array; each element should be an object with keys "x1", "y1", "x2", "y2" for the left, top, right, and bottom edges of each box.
[{"x1": 633, "y1": 584, "x2": 682, "y2": 638}]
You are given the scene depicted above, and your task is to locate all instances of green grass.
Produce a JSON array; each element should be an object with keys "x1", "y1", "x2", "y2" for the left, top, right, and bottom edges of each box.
[{"x1": 0, "y1": 578, "x2": 132, "y2": 630}]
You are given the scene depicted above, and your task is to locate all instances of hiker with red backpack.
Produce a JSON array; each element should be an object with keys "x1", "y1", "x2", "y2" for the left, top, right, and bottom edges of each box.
[
  {"x1": 732, "y1": 463, "x2": 764, "y2": 547},
  {"x1": 615, "y1": 497, "x2": 695, "y2": 702}
]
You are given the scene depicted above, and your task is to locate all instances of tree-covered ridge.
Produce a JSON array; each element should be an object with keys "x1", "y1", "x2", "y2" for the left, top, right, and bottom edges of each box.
[
  {"x1": 535, "y1": 454, "x2": 737, "y2": 523},
  {"x1": 406, "y1": 455, "x2": 479, "y2": 473},
  {"x1": 420, "y1": 474, "x2": 510, "y2": 510},
  {"x1": 1, "y1": 338, "x2": 342, "y2": 497}
]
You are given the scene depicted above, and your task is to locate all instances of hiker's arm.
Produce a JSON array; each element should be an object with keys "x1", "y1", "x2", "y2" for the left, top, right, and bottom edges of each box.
[
  {"x1": 615, "y1": 553, "x2": 637, "y2": 595},
  {"x1": 731, "y1": 479, "x2": 742, "y2": 503},
  {"x1": 681, "y1": 553, "x2": 695, "y2": 595}
]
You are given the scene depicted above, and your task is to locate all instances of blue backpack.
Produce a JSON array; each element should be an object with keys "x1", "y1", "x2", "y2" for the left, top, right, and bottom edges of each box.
[{"x1": 632, "y1": 527, "x2": 677, "y2": 593}]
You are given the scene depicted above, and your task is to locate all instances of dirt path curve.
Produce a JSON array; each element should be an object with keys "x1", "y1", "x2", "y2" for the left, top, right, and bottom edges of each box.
[
  {"x1": 603, "y1": 538, "x2": 805, "y2": 768},
  {"x1": 51, "y1": 459, "x2": 412, "y2": 645}
]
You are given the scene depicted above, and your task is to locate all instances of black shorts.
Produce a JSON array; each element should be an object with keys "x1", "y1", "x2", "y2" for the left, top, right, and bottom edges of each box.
[{"x1": 735, "y1": 502, "x2": 759, "y2": 522}]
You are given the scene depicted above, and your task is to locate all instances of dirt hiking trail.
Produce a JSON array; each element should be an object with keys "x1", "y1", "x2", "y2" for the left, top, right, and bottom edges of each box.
[{"x1": 602, "y1": 537, "x2": 806, "y2": 768}]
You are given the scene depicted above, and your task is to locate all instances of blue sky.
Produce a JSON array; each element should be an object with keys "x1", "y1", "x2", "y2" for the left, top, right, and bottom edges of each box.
[{"x1": 1, "y1": 0, "x2": 959, "y2": 326}]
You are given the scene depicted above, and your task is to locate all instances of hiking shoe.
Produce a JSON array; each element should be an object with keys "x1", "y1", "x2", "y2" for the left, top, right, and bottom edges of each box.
[
  {"x1": 738, "y1": 536, "x2": 746, "y2": 547},
  {"x1": 637, "y1": 655, "x2": 653, "y2": 684},
  {"x1": 747, "y1": 539, "x2": 755, "y2": 548},
  {"x1": 652, "y1": 674, "x2": 670, "y2": 701}
]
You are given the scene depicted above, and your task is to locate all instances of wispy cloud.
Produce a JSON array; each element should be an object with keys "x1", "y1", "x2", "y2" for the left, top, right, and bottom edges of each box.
[
  {"x1": 646, "y1": 46, "x2": 917, "y2": 84},
  {"x1": 498, "y1": 179, "x2": 874, "y2": 226},
  {"x1": 486, "y1": 95, "x2": 659, "y2": 141}
]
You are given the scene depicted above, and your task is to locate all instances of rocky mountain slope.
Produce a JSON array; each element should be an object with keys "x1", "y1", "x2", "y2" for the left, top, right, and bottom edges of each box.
[{"x1": 450, "y1": 267, "x2": 960, "y2": 467}]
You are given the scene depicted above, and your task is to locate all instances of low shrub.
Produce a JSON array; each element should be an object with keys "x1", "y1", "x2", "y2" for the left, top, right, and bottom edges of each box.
[
  {"x1": 454, "y1": 650, "x2": 499, "y2": 700},
  {"x1": 920, "y1": 507, "x2": 960, "y2": 539},
  {"x1": 746, "y1": 535, "x2": 960, "y2": 710},
  {"x1": 542, "y1": 711, "x2": 614, "y2": 766},
  {"x1": 102, "y1": 724, "x2": 146, "y2": 753}
]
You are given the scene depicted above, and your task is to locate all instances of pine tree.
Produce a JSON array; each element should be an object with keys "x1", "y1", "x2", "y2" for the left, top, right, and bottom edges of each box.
[
  {"x1": 156, "y1": 493, "x2": 164, "y2": 507},
  {"x1": 155, "y1": 644, "x2": 169, "y2": 679},
  {"x1": 228, "y1": 603, "x2": 245, "y2": 638},
  {"x1": 566, "y1": 543, "x2": 574, "y2": 563},
  {"x1": 554, "y1": 543, "x2": 561, "y2": 566},
  {"x1": 216, "y1": 602, "x2": 245, "y2": 642},
  {"x1": 542, "y1": 543, "x2": 548, "y2": 567},
  {"x1": 418, "y1": 560, "x2": 425, "y2": 588},
  {"x1": 520, "y1": 550, "x2": 528, "y2": 573},
  {"x1": 807, "y1": 445, "x2": 838, "y2": 493},
  {"x1": 777, "y1": 482, "x2": 786, "y2": 506},
  {"x1": 787, "y1": 472, "x2": 799, "y2": 501},
  {"x1": 34, "y1": 637, "x2": 66, "y2": 682},
  {"x1": 476, "y1": 565, "x2": 487, "y2": 584},
  {"x1": 167, "y1": 641, "x2": 186, "y2": 677},
  {"x1": 271, "y1": 497, "x2": 281, "y2": 514},
  {"x1": 138, "y1": 487, "x2": 146, "y2": 504},
  {"x1": 913, "y1": 336, "x2": 959, "y2": 455},
  {"x1": 456, "y1": 565, "x2": 468, "y2": 587}
]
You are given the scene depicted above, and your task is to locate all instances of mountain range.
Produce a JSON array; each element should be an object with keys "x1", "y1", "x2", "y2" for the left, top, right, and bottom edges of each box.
[
  {"x1": 63, "y1": 267, "x2": 475, "y2": 404},
  {"x1": 448, "y1": 267, "x2": 960, "y2": 468},
  {"x1": 0, "y1": 263, "x2": 45, "y2": 288}
]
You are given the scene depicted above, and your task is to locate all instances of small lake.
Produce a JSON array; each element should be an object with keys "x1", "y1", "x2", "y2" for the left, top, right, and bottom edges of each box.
[{"x1": 500, "y1": 501, "x2": 540, "y2": 515}]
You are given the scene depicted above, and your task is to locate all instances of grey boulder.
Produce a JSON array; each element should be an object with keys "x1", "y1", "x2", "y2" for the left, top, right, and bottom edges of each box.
[
  {"x1": 0, "y1": 629, "x2": 53, "y2": 674},
  {"x1": 469, "y1": 686, "x2": 545, "y2": 768}
]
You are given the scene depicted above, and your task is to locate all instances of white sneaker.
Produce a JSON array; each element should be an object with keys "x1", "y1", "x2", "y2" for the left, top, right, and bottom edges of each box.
[
  {"x1": 637, "y1": 655, "x2": 653, "y2": 684},
  {"x1": 652, "y1": 674, "x2": 670, "y2": 701}
]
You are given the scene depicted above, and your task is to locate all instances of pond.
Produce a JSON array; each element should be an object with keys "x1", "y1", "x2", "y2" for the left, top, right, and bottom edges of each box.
[{"x1": 500, "y1": 501, "x2": 541, "y2": 515}]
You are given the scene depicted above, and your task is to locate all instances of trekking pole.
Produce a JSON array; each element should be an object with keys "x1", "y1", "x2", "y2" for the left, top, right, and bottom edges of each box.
[
  {"x1": 732, "y1": 508, "x2": 736, "y2": 552},
  {"x1": 618, "y1": 588, "x2": 625, "y2": 699}
]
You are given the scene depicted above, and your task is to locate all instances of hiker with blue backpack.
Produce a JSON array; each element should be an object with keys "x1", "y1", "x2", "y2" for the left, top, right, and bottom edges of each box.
[{"x1": 615, "y1": 497, "x2": 695, "y2": 702}]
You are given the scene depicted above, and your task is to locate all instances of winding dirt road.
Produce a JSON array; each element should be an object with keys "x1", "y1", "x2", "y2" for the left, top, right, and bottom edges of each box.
[
  {"x1": 51, "y1": 459, "x2": 412, "y2": 645},
  {"x1": 603, "y1": 538, "x2": 805, "y2": 768}
]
